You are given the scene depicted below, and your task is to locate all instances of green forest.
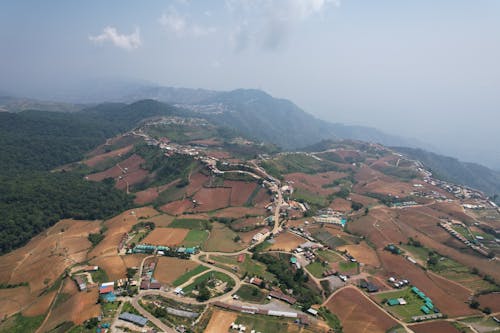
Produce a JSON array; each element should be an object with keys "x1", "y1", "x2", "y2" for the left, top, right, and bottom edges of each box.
[{"x1": 0, "y1": 100, "x2": 184, "y2": 254}]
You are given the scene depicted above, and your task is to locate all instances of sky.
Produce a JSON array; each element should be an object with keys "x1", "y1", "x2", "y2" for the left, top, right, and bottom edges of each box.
[{"x1": 1, "y1": 0, "x2": 500, "y2": 168}]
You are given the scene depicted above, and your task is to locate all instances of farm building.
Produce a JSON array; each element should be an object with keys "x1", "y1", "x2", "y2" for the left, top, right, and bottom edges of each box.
[
  {"x1": 73, "y1": 276, "x2": 86, "y2": 291},
  {"x1": 119, "y1": 312, "x2": 148, "y2": 327},
  {"x1": 269, "y1": 291, "x2": 297, "y2": 305}
]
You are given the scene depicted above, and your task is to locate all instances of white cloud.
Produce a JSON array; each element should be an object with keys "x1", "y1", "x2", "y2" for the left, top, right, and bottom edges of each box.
[
  {"x1": 158, "y1": 8, "x2": 215, "y2": 37},
  {"x1": 227, "y1": 0, "x2": 339, "y2": 51},
  {"x1": 89, "y1": 26, "x2": 141, "y2": 50}
]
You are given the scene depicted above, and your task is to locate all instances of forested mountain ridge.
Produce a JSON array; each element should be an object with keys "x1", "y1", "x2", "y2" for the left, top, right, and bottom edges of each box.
[{"x1": 394, "y1": 147, "x2": 500, "y2": 201}]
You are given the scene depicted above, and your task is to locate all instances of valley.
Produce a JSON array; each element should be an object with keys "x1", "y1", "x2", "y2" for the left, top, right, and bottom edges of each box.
[{"x1": 0, "y1": 106, "x2": 499, "y2": 333}]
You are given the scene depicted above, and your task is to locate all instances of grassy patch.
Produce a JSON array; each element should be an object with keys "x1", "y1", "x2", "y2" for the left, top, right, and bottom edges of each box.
[
  {"x1": 235, "y1": 284, "x2": 267, "y2": 303},
  {"x1": 90, "y1": 268, "x2": 109, "y2": 284},
  {"x1": 210, "y1": 254, "x2": 275, "y2": 281},
  {"x1": 183, "y1": 271, "x2": 235, "y2": 295},
  {"x1": 306, "y1": 262, "x2": 328, "y2": 278},
  {"x1": 338, "y1": 261, "x2": 359, "y2": 274},
  {"x1": 375, "y1": 288, "x2": 435, "y2": 322},
  {"x1": 203, "y1": 223, "x2": 245, "y2": 252},
  {"x1": 291, "y1": 188, "x2": 329, "y2": 207},
  {"x1": 170, "y1": 218, "x2": 210, "y2": 230},
  {"x1": 121, "y1": 301, "x2": 140, "y2": 315},
  {"x1": 316, "y1": 249, "x2": 344, "y2": 263},
  {"x1": 173, "y1": 265, "x2": 209, "y2": 287},
  {"x1": 182, "y1": 230, "x2": 209, "y2": 247},
  {"x1": 0, "y1": 313, "x2": 44, "y2": 333}
]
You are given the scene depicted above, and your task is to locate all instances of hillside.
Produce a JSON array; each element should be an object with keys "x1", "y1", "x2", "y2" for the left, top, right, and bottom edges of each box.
[{"x1": 395, "y1": 147, "x2": 500, "y2": 201}]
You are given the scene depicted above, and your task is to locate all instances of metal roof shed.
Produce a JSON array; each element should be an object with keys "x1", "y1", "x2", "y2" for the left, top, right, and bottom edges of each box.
[{"x1": 119, "y1": 312, "x2": 148, "y2": 327}]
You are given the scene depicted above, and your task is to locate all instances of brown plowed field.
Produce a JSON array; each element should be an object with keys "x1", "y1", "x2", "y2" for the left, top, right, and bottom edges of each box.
[
  {"x1": 89, "y1": 255, "x2": 127, "y2": 281},
  {"x1": 0, "y1": 287, "x2": 32, "y2": 317},
  {"x1": 87, "y1": 154, "x2": 146, "y2": 185},
  {"x1": 186, "y1": 173, "x2": 209, "y2": 196},
  {"x1": 22, "y1": 290, "x2": 56, "y2": 317},
  {"x1": 191, "y1": 187, "x2": 231, "y2": 212},
  {"x1": 477, "y1": 292, "x2": 500, "y2": 312},
  {"x1": 378, "y1": 251, "x2": 477, "y2": 317},
  {"x1": 337, "y1": 242, "x2": 380, "y2": 267},
  {"x1": 285, "y1": 171, "x2": 348, "y2": 195},
  {"x1": 204, "y1": 309, "x2": 238, "y2": 333},
  {"x1": 83, "y1": 145, "x2": 133, "y2": 167},
  {"x1": 0, "y1": 219, "x2": 100, "y2": 294},
  {"x1": 89, "y1": 207, "x2": 158, "y2": 258},
  {"x1": 141, "y1": 228, "x2": 189, "y2": 246},
  {"x1": 329, "y1": 198, "x2": 352, "y2": 212},
  {"x1": 122, "y1": 254, "x2": 147, "y2": 269},
  {"x1": 251, "y1": 188, "x2": 271, "y2": 207},
  {"x1": 360, "y1": 179, "x2": 415, "y2": 197},
  {"x1": 349, "y1": 193, "x2": 380, "y2": 206},
  {"x1": 269, "y1": 232, "x2": 304, "y2": 251},
  {"x1": 42, "y1": 278, "x2": 100, "y2": 331},
  {"x1": 212, "y1": 207, "x2": 267, "y2": 219},
  {"x1": 160, "y1": 199, "x2": 194, "y2": 215},
  {"x1": 409, "y1": 321, "x2": 461, "y2": 333},
  {"x1": 115, "y1": 168, "x2": 149, "y2": 189},
  {"x1": 154, "y1": 257, "x2": 199, "y2": 285},
  {"x1": 146, "y1": 214, "x2": 175, "y2": 227},
  {"x1": 134, "y1": 180, "x2": 180, "y2": 205},
  {"x1": 225, "y1": 181, "x2": 257, "y2": 206},
  {"x1": 325, "y1": 287, "x2": 397, "y2": 333},
  {"x1": 232, "y1": 217, "x2": 265, "y2": 231}
]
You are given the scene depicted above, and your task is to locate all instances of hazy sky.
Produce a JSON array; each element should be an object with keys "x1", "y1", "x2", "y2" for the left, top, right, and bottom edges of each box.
[{"x1": 1, "y1": 0, "x2": 499, "y2": 168}]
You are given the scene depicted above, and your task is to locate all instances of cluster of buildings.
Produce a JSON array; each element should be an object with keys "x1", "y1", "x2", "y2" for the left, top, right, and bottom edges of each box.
[
  {"x1": 411, "y1": 286, "x2": 439, "y2": 316},
  {"x1": 439, "y1": 222, "x2": 491, "y2": 257},
  {"x1": 129, "y1": 244, "x2": 198, "y2": 257},
  {"x1": 388, "y1": 276, "x2": 410, "y2": 289},
  {"x1": 139, "y1": 261, "x2": 161, "y2": 291},
  {"x1": 312, "y1": 209, "x2": 347, "y2": 227}
]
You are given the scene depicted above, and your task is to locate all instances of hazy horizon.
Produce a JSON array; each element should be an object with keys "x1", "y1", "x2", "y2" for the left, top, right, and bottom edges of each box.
[{"x1": 1, "y1": 0, "x2": 499, "y2": 169}]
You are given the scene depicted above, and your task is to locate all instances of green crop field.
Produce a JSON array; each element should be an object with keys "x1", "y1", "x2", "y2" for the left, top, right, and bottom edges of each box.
[
  {"x1": 183, "y1": 271, "x2": 235, "y2": 295},
  {"x1": 375, "y1": 288, "x2": 435, "y2": 322},
  {"x1": 169, "y1": 218, "x2": 210, "y2": 230},
  {"x1": 182, "y1": 230, "x2": 209, "y2": 247},
  {"x1": 172, "y1": 265, "x2": 209, "y2": 287},
  {"x1": 211, "y1": 254, "x2": 275, "y2": 281},
  {"x1": 338, "y1": 261, "x2": 359, "y2": 274},
  {"x1": 316, "y1": 249, "x2": 344, "y2": 263},
  {"x1": 0, "y1": 313, "x2": 44, "y2": 333}
]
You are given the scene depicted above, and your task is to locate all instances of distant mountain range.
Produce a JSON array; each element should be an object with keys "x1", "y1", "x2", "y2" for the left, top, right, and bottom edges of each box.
[{"x1": 2, "y1": 84, "x2": 499, "y2": 198}]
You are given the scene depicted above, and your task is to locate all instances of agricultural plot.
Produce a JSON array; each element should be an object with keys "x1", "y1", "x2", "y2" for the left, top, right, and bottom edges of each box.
[
  {"x1": 182, "y1": 230, "x2": 209, "y2": 248},
  {"x1": 159, "y1": 199, "x2": 193, "y2": 215},
  {"x1": 154, "y1": 257, "x2": 200, "y2": 285},
  {"x1": 169, "y1": 218, "x2": 210, "y2": 230},
  {"x1": 313, "y1": 230, "x2": 348, "y2": 248},
  {"x1": 269, "y1": 231, "x2": 305, "y2": 251},
  {"x1": 141, "y1": 228, "x2": 189, "y2": 246},
  {"x1": 204, "y1": 310, "x2": 238, "y2": 333},
  {"x1": 374, "y1": 287, "x2": 436, "y2": 322},
  {"x1": 204, "y1": 222, "x2": 246, "y2": 252},
  {"x1": 235, "y1": 312, "x2": 324, "y2": 333},
  {"x1": 337, "y1": 242, "x2": 380, "y2": 267},
  {"x1": 325, "y1": 287, "x2": 398, "y2": 333},
  {"x1": 183, "y1": 271, "x2": 235, "y2": 296},
  {"x1": 409, "y1": 321, "x2": 462, "y2": 333},
  {"x1": 306, "y1": 262, "x2": 328, "y2": 278},
  {"x1": 172, "y1": 265, "x2": 210, "y2": 287}
]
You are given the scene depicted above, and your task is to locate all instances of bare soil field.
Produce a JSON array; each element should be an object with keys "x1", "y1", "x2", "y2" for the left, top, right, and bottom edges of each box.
[
  {"x1": 89, "y1": 254, "x2": 127, "y2": 281},
  {"x1": 204, "y1": 222, "x2": 246, "y2": 252},
  {"x1": 325, "y1": 287, "x2": 397, "y2": 333},
  {"x1": 353, "y1": 165, "x2": 387, "y2": 184},
  {"x1": 225, "y1": 180, "x2": 257, "y2": 206},
  {"x1": 186, "y1": 172, "x2": 209, "y2": 196},
  {"x1": 141, "y1": 228, "x2": 190, "y2": 246},
  {"x1": 251, "y1": 188, "x2": 271, "y2": 207},
  {"x1": 377, "y1": 251, "x2": 477, "y2": 317},
  {"x1": 192, "y1": 187, "x2": 231, "y2": 212},
  {"x1": 285, "y1": 171, "x2": 348, "y2": 196},
  {"x1": 429, "y1": 202, "x2": 476, "y2": 224},
  {"x1": 212, "y1": 207, "x2": 267, "y2": 219},
  {"x1": 160, "y1": 199, "x2": 194, "y2": 215},
  {"x1": 154, "y1": 257, "x2": 199, "y2": 285},
  {"x1": 329, "y1": 198, "x2": 352, "y2": 212},
  {"x1": 204, "y1": 309, "x2": 237, "y2": 333},
  {"x1": 83, "y1": 144, "x2": 133, "y2": 167},
  {"x1": 477, "y1": 292, "x2": 500, "y2": 312},
  {"x1": 269, "y1": 232, "x2": 304, "y2": 251},
  {"x1": 0, "y1": 286, "x2": 32, "y2": 317},
  {"x1": 232, "y1": 217, "x2": 265, "y2": 231},
  {"x1": 360, "y1": 179, "x2": 415, "y2": 197},
  {"x1": 86, "y1": 134, "x2": 139, "y2": 157},
  {"x1": 409, "y1": 321, "x2": 461, "y2": 333},
  {"x1": 337, "y1": 242, "x2": 380, "y2": 267},
  {"x1": 116, "y1": 169, "x2": 149, "y2": 190},
  {"x1": 146, "y1": 214, "x2": 175, "y2": 227},
  {"x1": 121, "y1": 254, "x2": 147, "y2": 269},
  {"x1": 0, "y1": 219, "x2": 100, "y2": 295},
  {"x1": 134, "y1": 180, "x2": 181, "y2": 205},
  {"x1": 89, "y1": 207, "x2": 158, "y2": 258},
  {"x1": 22, "y1": 290, "x2": 56, "y2": 317},
  {"x1": 349, "y1": 193, "x2": 379, "y2": 207},
  {"x1": 42, "y1": 278, "x2": 100, "y2": 331}
]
